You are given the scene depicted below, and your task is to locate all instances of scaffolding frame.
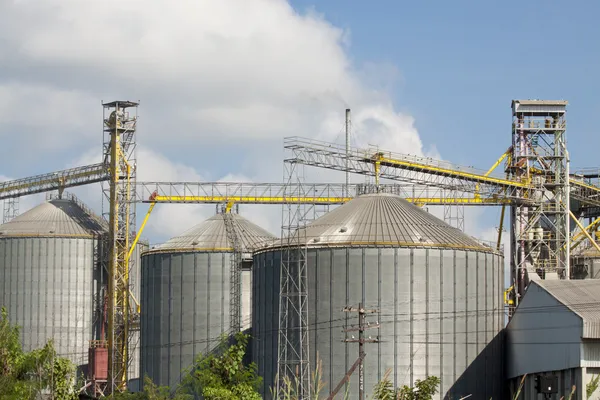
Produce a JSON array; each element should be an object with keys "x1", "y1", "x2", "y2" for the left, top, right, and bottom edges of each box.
[
  {"x1": 102, "y1": 100, "x2": 139, "y2": 393},
  {"x1": 509, "y1": 100, "x2": 570, "y2": 301},
  {"x1": 2, "y1": 198, "x2": 18, "y2": 223},
  {"x1": 277, "y1": 158, "x2": 316, "y2": 399}
]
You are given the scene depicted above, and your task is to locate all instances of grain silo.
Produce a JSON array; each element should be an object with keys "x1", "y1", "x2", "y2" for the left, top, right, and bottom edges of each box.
[
  {"x1": 140, "y1": 211, "x2": 277, "y2": 389},
  {"x1": 0, "y1": 197, "x2": 106, "y2": 373},
  {"x1": 252, "y1": 193, "x2": 505, "y2": 399}
]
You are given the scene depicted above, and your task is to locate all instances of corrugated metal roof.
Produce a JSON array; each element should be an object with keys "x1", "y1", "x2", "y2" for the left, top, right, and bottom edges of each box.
[
  {"x1": 288, "y1": 193, "x2": 494, "y2": 251},
  {"x1": 0, "y1": 199, "x2": 106, "y2": 238},
  {"x1": 147, "y1": 213, "x2": 277, "y2": 253},
  {"x1": 534, "y1": 279, "x2": 600, "y2": 339}
]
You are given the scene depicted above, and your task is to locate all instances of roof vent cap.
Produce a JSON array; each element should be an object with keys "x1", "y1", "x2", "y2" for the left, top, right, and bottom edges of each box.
[{"x1": 339, "y1": 227, "x2": 348, "y2": 233}]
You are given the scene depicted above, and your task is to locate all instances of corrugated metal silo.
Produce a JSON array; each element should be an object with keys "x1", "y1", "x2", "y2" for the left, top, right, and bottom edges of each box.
[
  {"x1": 0, "y1": 198, "x2": 106, "y2": 372},
  {"x1": 252, "y1": 193, "x2": 505, "y2": 399},
  {"x1": 140, "y1": 212, "x2": 277, "y2": 389}
]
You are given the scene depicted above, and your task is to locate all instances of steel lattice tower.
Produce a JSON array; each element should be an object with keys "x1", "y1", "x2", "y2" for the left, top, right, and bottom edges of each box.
[
  {"x1": 509, "y1": 100, "x2": 570, "y2": 302},
  {"x1": 277, "y1": 158, "x2": 310, "y2": 399},
  {"x1": 102, "y1": 100, "x2": 138, "y2": 393},
  {"x1": 2, "y1": 197, "x2": 19, "y2": 223},
  {"x1": 277, "y1": 146, "x2": 331, "y2": 399}
]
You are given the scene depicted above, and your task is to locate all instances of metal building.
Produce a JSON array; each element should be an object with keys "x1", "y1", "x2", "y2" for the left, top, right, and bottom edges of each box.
[
  {"x1": 571, "y1": 247, "x2": 600, "y2": 280},
  {"x1": 140, "y1": 211, "x2": 277, "y2": 389},
  {"x1": 506, "y1": 279, "x2": 600, "y2": 400},
  {"x1": 0, "y1": 198, "x2": 106, "y2": 373},
  {"x1": 252, "y1": 193, "x2": 505, "y2": 399}
]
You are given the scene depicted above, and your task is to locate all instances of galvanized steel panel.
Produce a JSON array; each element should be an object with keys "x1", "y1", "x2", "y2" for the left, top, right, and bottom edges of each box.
[
  {"x1": 533, "y1": 280, "x2": 600, "y2": 339},
  {"x1": 0, "y1": 236, "x2": 100, "y2": 371},
  {"x1": 252, "y1": 246, "x2": 504, "y2": 399},
  {"x1": 140, "y1": 250, "x2": 254, "y2": 389},
  {"x1": 285, "y1": 194, "x2": 493, "y2": 251},
  {"x1": 0, "y1": 199, "x2": 105, "y2": 237},
  {"x1": 506, "y1": 282, "x2": 582, "y2": 378},
  {"x1": 147, "y1": 213, "x2": 276, "y2": 252}
]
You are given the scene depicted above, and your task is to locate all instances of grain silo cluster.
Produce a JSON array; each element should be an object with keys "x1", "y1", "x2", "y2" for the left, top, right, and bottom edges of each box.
[{"x1": 3, "y1": 98, "x2": 600, "y2": 399}]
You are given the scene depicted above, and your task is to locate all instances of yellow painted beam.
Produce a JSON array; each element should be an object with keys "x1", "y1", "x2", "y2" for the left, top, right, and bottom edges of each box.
[
  {"x1": 569, "y1": 216, "x2": 600, "y2": 251},
  {"x1": 569, "y1": 211, "x2": 600, "y2": 255},
  {"x1": 125, "y1": 202, "x2": 156, "y2": 315},
  {"x1": 476, "y1": 149, "x2": 511, "y2": 199},
  {"x1": 373, "y1": 154, "x2": 529, "y2": 188},
  {"x1": 152, "y1": 195, "x2": 352, "y2": 204},
  {"x1": 149, "y1": 195, "x2": 508, "y2": 205},
  {"x1": 497, "y1": 204, "x2": 506, "y2": 251}
]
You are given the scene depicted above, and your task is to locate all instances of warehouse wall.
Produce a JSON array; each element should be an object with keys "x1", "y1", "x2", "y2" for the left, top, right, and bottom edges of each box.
[{"x1": 506, "y1": 282, "x2": 582, "y2": 379}]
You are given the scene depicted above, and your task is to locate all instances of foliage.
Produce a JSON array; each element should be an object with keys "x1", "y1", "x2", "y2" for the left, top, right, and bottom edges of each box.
[
  {"x1": 372, "y1": 369, "x2": 440, "y2": 400},
  {"x1": 270, "y1": 355, "x2": 337, "y2": 400},
  {"x1": 512, "y1": 374, "x2": 527, "y2": 400},
  {"x1": 588, "y1": 375, "x2": 600, "y2": 399},
  {"x1": 178, "y1": 332, "x2": 262, "y2": 400},
  {"x1": 111, "y1": 376, "x2": 191, "y2": 400},
  {"x1": 0, "y1": 307, "x2": 78, "y2": 399}
]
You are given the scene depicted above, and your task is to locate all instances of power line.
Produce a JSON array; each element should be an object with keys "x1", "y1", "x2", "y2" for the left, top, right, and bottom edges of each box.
[{"x1": 343, "y1": 303, "x2": 380, "y2": 400}]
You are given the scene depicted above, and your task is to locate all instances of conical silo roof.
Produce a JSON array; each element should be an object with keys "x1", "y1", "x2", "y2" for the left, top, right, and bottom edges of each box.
[
  {"x1": 0, "y1": 199, "x2": 106, "y2": 238},
  {"x1": 290, "y1": 193, "x2": 493, "y2": 251},
  {"x1": 147, "y1": 213, "x2": 277, "y2": 253}
]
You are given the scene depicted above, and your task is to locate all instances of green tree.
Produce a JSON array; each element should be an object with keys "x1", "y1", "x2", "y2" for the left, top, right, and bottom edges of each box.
[
  {"x1": 588, "y1": 375, "x2": 600, "y2": 399},
  {"x1": 178, "y1": 332, "x2": 262, "y2": 400},
  {"x1": 111, "y1": 376, "x2": 191, "y2": 400},
  {"x1": 0, "y1": 307, "x2": 78, "y2": 399},
  {"x1": 372, "y1": 369, "x2": 441, "y2": 400}
]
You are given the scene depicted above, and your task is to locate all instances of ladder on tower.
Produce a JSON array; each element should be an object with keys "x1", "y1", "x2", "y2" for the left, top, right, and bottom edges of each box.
[{"x1": 223, "y1": 205, "x2": 243, "y2": 333}]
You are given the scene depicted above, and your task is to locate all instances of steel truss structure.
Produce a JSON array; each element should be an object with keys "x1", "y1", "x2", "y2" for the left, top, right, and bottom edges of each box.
[
  {"x1": 276, "y1": 160, "x2": 317, "y2": 399},
  {"x1": 508, "y1": 100, "x2": 571, "y2": 301},
  {"x1": 4, "y1": 98, "x2": 600, "y2": 397},
  {"x1": 136, "y1": 181, "x2": 509, "y2": 206},
  {"x1": 2, "y1": 198, "x2": 18, "y2": 223},
  {"x1": 102, "y1": 101, "x2": 139, "y2": 393},
  {"x1": 0, "y1": 163, "x2": 108, "y2": 200}
]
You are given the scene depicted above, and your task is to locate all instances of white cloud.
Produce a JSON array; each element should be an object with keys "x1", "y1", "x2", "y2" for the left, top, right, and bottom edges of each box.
[{"x1": 0, "y1": 0, "x2": 445, "y2": 244}]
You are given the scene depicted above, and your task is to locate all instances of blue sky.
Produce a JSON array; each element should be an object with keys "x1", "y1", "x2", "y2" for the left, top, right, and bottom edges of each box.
[
  {"x1": 0, "y1": 0, "x2": 598, "y2": 244},
  {"x1": 290, "y1": 0, "x2": 600, "y2": 169}
]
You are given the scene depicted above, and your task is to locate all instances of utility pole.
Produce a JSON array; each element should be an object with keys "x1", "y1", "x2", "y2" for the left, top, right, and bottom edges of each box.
[
  {"x1": 345, "y1": 108, "x2": 351, "y2": 198},
  {"x1": 343, "y1": 303, "x2": 379, "y2": 400}
]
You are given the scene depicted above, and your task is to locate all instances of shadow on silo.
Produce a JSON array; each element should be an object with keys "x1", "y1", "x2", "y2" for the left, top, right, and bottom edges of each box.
[{"x1": 445, "y1": 330, "x2": 505, "y2": 400}]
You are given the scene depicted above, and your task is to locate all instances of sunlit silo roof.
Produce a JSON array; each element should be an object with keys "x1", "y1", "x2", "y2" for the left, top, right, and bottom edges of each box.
[
  {"x1": 146, "y1": 213, "x2": 277, "y2": 253},
  {"x1": 0, "y1": 199, "x2": 106, "y2": 237},
  {"x1": 292, "y1": 193, "x2": 492, "y2": 251}
]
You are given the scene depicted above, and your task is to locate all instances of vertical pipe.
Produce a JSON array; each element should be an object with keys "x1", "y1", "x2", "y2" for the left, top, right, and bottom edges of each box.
[
  {"x1": 345, "y1": 109, "x2": 351, "y2": 197},
  {"x1": 565, "y1": 148, "x2": 570, "y2": 280},
  {"x1": 358, "y1": 302, "x2": 364, "y2": 400}
]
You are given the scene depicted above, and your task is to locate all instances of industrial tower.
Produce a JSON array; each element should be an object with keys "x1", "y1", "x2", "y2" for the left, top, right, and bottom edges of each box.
[
  {"x1": 102, "y1": 101, "x2": 139, "y2": 392},
  {"x1": 509, "y1": 100, "x2": 569, "y2": 301}
]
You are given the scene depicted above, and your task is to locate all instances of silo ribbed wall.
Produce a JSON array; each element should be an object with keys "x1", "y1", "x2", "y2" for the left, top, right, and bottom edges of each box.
[
  {"x1": 128, "y1": 241, "x2": 148, "y2": 391},
  {"x1": 140, "y1": 251, "x2": 233, "y2": 389},
  {"x1": 139, "y1": 212, "x2": 276, "y2": 390},
  {"x1": 0, "y1": 236, "x2": 99, "y2": 369},
  {"x1": 252, "y1": 247, "x2": 504, "y2": 400}
]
